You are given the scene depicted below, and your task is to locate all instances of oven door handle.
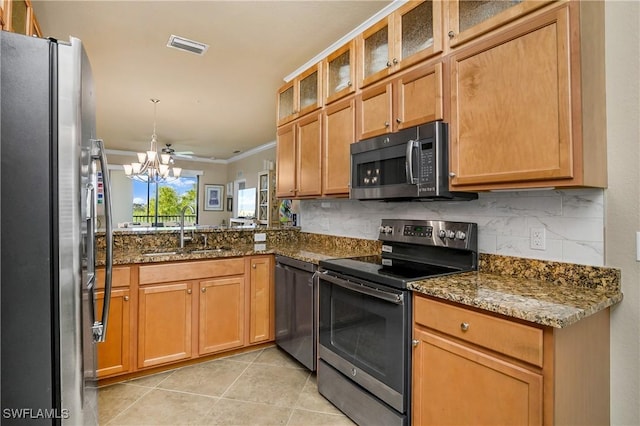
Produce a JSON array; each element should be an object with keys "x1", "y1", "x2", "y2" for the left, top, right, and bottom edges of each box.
[{"x1": 320, "y1": 272, "x2": 404, "y2": 305}]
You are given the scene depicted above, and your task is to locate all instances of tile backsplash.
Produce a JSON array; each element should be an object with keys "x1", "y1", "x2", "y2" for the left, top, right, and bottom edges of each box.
[{"x1": 299, "y1": 189, "x2": 604, "y2": 266}]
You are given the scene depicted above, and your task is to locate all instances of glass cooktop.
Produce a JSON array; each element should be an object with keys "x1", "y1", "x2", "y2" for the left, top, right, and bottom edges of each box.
[{"x1": 319, "y1": 255, "x2": 461, "y2": 289}]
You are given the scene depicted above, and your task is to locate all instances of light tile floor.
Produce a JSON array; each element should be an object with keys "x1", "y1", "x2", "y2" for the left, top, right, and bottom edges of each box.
[{"x1": 99, "y1": 346, "x2": 355, "y2": 425}]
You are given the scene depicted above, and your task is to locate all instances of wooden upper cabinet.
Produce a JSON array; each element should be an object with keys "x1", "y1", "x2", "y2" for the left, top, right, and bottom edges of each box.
[
  {"x1": 449, "y1": 2, "x2": 606, "y2": 190},
  {"x1": 358, "y1": 60, "x2": 443, "y2": 140},
  {"x1": 276, "y1": 112, "x2": 323, "y2": 198},
  {"x1": 323, "y1": 96, "x2": 355, "y2": 196},
  {"x1": 357, "y1": 1, "x2": 442, "y2": 88},
  {"x1": 2, "y1": 0, "x2": 42, "y2": 36},
  {"x1": 324, "y1": 40, "x2": 356, "y2": 105},
  {"x1": 446, "y1": 0, "x2": 552, "y2": 48},
  {"x1": 276, "y1": 123, "x2": 297, "y2": 197},
  {"x1": 277, "y1": 62, "x2": 322, "y2": 126}
]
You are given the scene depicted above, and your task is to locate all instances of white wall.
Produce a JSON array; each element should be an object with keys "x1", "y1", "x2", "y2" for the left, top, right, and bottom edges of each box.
[
  {"x1": 604, "y1": 1, "x2": 640, "y2": 424},
  {"x1": 300, "y1": 189, "x2": 604, "y2": 265}
]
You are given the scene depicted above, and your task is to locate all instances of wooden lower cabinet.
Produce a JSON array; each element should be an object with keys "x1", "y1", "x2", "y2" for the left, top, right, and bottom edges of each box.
[
  {"x1": 138, "y1": 282, "x2": 193, "y2": 368},
  {"x1": 412, "y1": 294, "x2": 610, "y2": 425},
  {"x1": 199, "y1": 276, "x2": 245, "y2": 355},
  {"x1": 96, "y1": 265, "x2": 134, "y2": 379},
  {"x1": 413, "y1": 327, "x2": 542, "y2": 425},
  {"x1": 248, "y1": 255, "x2": 274, "y2": 344},
  {"x1": 96, "y1": 288, "x2": 131, "y2": 378}
]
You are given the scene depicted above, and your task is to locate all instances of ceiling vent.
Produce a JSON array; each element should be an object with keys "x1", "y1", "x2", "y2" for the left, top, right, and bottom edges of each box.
[{"x1": 166, "y1": 35, "x2": 209, "y2": 56}]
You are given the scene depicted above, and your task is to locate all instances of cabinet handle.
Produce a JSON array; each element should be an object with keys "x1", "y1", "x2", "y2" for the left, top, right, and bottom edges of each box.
[
  {"x1": 448, "y1": 30, "x2": 455, "y2": 39},
  {"x1": 201, "y1": 287, "x2": 206, "y2": 293},
  {"x1": 460, "y1": 322, "x2": 470, "y2": 332},
  {"x1": 347, "y1": 81, "x2": 352, "y2": 87},
  {"x1": 187, "y1": 289, "x2": 192, "y2": 295},
  {"x1": 386, "y1": 60, "x2": 392, "y2": 68},
  {"x1": 384, "y1": 121, "x2": 390, "y2": 127},
  {"x1": 392, "y1": 58, "x2": 398, "y2": 65},
  {"x1": 252, "y1": 264, "x2": 257, "y2": 269},
  {"x1": 124, "y1": 296, "x2": 129, "y2": 302},
  {"x1": 395, "y1": 118, "x2": 402, "y2": 124},
  {"x1": 412, "y1": 339, "x2": 419, "y2": 347},
  {"x1": 449, "y1": 172, "x2": 456, "y2": 178}
]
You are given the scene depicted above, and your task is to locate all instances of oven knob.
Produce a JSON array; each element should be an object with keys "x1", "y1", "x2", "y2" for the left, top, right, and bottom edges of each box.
[
  {"x1": 383, "y1": 226, "x2": 393, "y2": 235},
  {"x1": 446, "y1": 230, "x2": 456, "y2": 239},
  {"x1": 438, "y1": 229, "x2": 447, "y2": 239},
  {"x1": 455, "y1": 231, "x2": 467, "y2": 240},
  {"x1": 378, "y1": 226, "x2": 386, "y2": 234}
]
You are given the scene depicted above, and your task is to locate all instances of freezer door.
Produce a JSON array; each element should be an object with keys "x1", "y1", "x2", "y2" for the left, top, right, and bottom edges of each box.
[{"x1": 58, "y1": 37, "x2": 99, "y2": 425}]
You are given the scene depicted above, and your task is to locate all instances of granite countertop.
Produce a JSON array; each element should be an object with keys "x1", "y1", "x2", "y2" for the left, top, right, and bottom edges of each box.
[
  {"x1": 409, "y1": 268, "x2": 622, "y2": 329},
  {"x1": 97, "y1": 230, "x2": 622, "y2": 330}
]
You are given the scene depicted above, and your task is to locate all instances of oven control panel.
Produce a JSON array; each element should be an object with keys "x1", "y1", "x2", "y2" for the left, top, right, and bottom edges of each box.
[
  {"x1": 402, "y1": 224, "x2": 433, "y2": 238},
  {"x1": 379, "y1": 219, "x2": 477, "y2": 250}
]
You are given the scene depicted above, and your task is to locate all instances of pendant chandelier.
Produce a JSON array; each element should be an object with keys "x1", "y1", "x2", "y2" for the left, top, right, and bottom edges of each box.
[{"x1": 123, "y1": 99, "x2": 182, "y2": 183}]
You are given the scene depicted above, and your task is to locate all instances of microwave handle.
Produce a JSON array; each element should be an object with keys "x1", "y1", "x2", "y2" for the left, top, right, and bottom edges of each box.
[{"x1": 405, "y1": 140, "x2": 418, "y2": 184}]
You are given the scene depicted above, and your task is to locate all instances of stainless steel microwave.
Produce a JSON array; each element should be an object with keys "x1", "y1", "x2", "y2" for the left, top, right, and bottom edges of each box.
[{"x1": 350, "y1": 121, "x2": 477, "y2": 201}]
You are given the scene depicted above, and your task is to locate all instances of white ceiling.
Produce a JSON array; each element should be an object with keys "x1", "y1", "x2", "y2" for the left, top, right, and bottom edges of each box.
[{"x1": 32, "y1": 0, "x2": 393, "y2": 162}]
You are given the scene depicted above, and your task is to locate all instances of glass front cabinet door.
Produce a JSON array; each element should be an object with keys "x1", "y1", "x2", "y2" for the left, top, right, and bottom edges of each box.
[
  {"x1": 357, "y1": 1, "x2": 442, "y2": 88},
  {"x1": 447, "y1": 0, "x2": 552, "y2": 47},
  {"x1": 277, "y1": 63, "x2": 322, "y2": 126},
  {"x1": 324, "y1": 40, "x2": 355, "y2": 104}
]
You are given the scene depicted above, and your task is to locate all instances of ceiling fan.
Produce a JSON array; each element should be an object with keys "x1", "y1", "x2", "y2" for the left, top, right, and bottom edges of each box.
[{"x1": 162, "y1": 143, "x2": 194, "y2": 159}]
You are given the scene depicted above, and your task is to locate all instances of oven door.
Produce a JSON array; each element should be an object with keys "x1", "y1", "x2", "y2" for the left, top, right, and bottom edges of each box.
[{"x1": 318, "y1": 271, "x2": 410, "y2": 412}]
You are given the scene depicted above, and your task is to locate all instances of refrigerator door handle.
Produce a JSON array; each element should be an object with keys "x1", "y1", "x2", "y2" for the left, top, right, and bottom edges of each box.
[
  {"x1": 86, "y1": 182, "x2": 99, "y2": 340},
  {"x1": 91, "y1": 139, "x2": 113, "y2": 343}
]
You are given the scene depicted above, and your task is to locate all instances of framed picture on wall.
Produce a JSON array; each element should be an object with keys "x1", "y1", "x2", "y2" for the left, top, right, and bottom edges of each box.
[{"x1": 204, "y1": 184, "x2": 224, "y2": 211}]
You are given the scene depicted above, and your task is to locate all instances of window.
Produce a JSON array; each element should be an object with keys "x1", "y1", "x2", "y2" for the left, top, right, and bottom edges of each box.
[{"x1": 132, "y1": 177, "x2": 198, "y2": 226}]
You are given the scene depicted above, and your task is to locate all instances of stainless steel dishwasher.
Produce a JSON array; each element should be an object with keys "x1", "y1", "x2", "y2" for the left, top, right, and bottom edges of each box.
[{"x1": 275, "y1": 255, "x2": 317, "y2": 371}]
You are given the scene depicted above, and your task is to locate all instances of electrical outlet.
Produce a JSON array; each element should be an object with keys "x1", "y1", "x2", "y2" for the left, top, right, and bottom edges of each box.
[{"x1": 530, "y1": 227, "x2": 546, "y2": 250}]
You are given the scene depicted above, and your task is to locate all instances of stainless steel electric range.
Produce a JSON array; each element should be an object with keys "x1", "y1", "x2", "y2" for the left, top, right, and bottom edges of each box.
[{"x1": 317, "y1": 219, "x2": 478, "y2": 426}]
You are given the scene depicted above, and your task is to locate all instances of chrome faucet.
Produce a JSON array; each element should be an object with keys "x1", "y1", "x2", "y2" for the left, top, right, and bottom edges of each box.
[{"x1": 179, "y1": 205, "x2": 196, "y2": 248}]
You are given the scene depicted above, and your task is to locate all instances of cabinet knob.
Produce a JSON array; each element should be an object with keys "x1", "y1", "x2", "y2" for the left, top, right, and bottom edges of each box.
[
  {"x1": 449, "y1": 172, "x2": 456, "y2": 178},
  {"x1": 384, "y1": 121, "x2": 390, "y2": 127},
  {"x1": 392, "y1": 58, "x2": 398, "y2": 65},
  {"x1": 187, "y1": 289, "x2": 192, "y2": 294},
  {"x1": 252, "y1": 264, "x2": 257, "y2": 269},
  {"x1": 386, "y1": 60, "x2": 392, "y2": 68},
  {"x1": 289, "y1": 189, "x2": 295, "y2": 193},
  {"x1": 347, "y1": 81, "x2": 352, "y2": 87},
  {"x1": 412, "y1": 339, "x2": 420, "y2": 347},
  {"x1": 395, "y1": 118, "x2": 402, "y2": 124},
  {"x1": 124, "y1": 296, "x2": 129, "y2": 302},
  {"x1": 201, "y1": 287, "x2": 206, "y2": 293},
  {"x1": 460, "y1": 322, "x2": 470, "y2": 332},
  {"x1": 448, "y1": 30, "x2": 455, "y2": 39}
]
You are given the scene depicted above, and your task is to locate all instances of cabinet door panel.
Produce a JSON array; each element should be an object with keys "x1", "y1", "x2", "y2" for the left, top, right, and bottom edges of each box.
[
  {"x1": 199, "y1": 277, "x2": 245, "y2": 354},
  {"x1": 358, "y1": 82, "x2": 393, "y2": 140},
  {"x1": 296, "y1": 113, "x2": 323, "y2": 197},
  {"x1": 96, "y1": 289, "x2": 131, "y2": 378},
  {"x1": 276, "y1": 123, "x2": 296, "y2": 197},
  {"x1": 395, "y1": 62, "x2": 443, "y2": 131},
  {"x1": 138, "y1": 282, "x2": 192, "y2": 368},
  {"x1": 323, "y1": 97, "x2": 355, "y2": 195},
  {"x1": 450, "y1": 7, "x2": 572, "y2": 187},
  {"x1": 413, "y1": 327, "x2": 542, "y2": 426},
  {"x1": 249, "y1": 256, "x2": 274, "y2": 343}
]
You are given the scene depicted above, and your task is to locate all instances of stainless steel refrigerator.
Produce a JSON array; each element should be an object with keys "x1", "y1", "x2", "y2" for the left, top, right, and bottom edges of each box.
[{"x1": 0, "y1": 32, "x2": 113, "y2": 424}]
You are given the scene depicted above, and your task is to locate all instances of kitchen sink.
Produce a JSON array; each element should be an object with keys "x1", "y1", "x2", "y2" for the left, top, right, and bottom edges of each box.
[
  {"x1": 142, "y1": 250, "x2": 180, "y2": 256},
  {"x1": 189, "y1": 247, "x2": 232, "y2": 254}
]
